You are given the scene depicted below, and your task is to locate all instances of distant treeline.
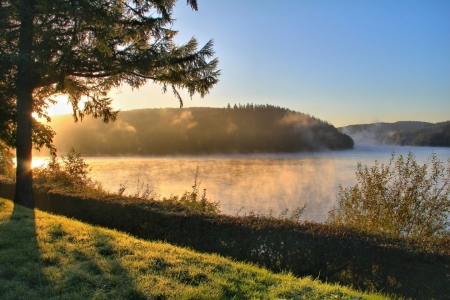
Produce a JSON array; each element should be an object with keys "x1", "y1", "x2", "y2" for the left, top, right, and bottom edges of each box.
[
  {"x1": 340, "y1": 121, "x2": 450, "y2": 147},
  {"x1": 391, "y1": 121, "x2": 450, "y2": 146},
  {"x1": 43, "y1": 104, "x2": 354, "y2": 155}
]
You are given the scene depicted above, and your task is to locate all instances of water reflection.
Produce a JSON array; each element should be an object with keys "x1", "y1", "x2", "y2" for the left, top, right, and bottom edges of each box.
[{"x1": 33, "y1": 146, "x2": 450, "y2": 222}]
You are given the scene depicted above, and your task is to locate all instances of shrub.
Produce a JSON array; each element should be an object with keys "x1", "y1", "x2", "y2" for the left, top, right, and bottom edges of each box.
[
  {"x1": 33, "y1": 147, "x2": 100, "y2": 191},
  {"x1": 328, "y1": 151, "x2": 450, "y2": 238},
  {"x1": 0, "y1": 142, "x2": 15, "y2": 179},
  {"x1": 162, "y1": 164, "x2": 221, "y2": 214},
  {"x1": 119, "y1": 164, "x2": 221, "y2": 214}
]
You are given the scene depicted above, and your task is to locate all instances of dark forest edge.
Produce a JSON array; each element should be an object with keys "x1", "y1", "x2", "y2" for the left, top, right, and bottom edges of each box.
[
  {"x1": 36, "y1": 104, "x2": 354, "y2": 156},
  {"x1": 340, "y1": 120, "x2": 450, "y2": 147}
]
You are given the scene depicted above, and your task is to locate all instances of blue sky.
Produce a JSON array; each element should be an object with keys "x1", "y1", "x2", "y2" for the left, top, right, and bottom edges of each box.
[{"x1": 50, "y1": 0, "x2": 450, "y2": 127}]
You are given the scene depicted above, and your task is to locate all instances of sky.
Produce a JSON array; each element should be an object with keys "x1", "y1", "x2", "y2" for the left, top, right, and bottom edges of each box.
[{"x1": 48, "y1": 0, "x2": 450, "y2": 127}]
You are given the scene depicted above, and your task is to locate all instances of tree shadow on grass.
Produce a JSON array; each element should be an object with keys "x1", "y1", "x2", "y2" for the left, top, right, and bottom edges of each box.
[
  {"x1": 74, "y1": 228, "x2": 151, "y2": 299},
  {"x1": 0, "y1": 199, "x2": 151, "y2": 299},
  {"x1": 0, "y1": 200, "x2": 49, "y2": 299}
]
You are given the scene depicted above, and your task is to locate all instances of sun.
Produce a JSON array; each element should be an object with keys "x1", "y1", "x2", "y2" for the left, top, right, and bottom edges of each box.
[
  {"x1": 46, "y1": 95, "x2": 74, "y2": 116},
  {"x1": 33, "y1": 95, "x2": 77, "y2": 120}
]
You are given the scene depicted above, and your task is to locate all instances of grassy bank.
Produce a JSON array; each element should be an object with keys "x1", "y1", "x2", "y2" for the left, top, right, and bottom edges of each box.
[
  {"x1": 0, "y1": 198, "x2": 386, "y2": 299},
  {"x1": 1, "y1": 177, "x2": 448, "y2": 299}
]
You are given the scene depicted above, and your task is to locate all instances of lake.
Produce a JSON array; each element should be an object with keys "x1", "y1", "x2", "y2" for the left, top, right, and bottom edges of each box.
[{"x1": 33, "y1": 146, "x2": 450, "y2": 222}]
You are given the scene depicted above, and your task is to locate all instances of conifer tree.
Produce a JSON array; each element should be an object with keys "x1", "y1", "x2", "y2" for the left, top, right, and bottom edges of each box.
[{"x1": 0, "y1": 0, "x2": 220, "y2": 207}]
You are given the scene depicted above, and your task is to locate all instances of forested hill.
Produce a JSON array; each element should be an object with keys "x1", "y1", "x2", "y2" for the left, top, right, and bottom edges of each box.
[
  {"x1": 339, "y1": 121, "x2": 450, "y2": 147},
  {"x1": 42, "y1": 104, "x2": 354, "y2": 156}
]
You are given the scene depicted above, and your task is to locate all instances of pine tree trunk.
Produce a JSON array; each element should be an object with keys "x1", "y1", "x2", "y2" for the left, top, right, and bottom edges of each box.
[{"x1": 14, "y1": 0, "x2": 35, "y2": 208}]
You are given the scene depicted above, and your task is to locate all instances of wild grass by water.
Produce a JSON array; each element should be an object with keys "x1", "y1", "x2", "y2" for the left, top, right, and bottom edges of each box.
[{"x1": 0, "y1": 198, "x2": 387, "y2": 300}]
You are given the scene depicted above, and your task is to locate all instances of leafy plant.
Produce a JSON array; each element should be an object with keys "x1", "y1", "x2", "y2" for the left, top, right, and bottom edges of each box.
[
  {"x1": 34, "y1": 147, "x2": 99, "y2": 190},
  {"x1": 130, "y1": 179, "x2": 154, "y2": 200},
  {"x1": 117, "y1": 165, "x2": 220, "y2": 214},
  {"x1": 328, "y1": 151, "x2": 450, "y2": 238},
  {"x1": 235, "y1": 205, "x2": 307, "y2": 224},
  {"x1": 0, "y1": 142, "x2": 15, "y2": 179},
  {"x1": 162, "y1": 164, "x2": 220, "y2": 214}
]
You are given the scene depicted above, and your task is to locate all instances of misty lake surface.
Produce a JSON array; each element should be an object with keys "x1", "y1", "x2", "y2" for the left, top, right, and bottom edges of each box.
[{"x1": 34, "y1": 146, "x2": 450, "y2": 222}]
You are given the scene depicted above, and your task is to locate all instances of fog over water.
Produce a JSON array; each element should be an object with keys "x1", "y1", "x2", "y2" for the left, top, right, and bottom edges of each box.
[{"x1": 33, "y1": 146, "x2": 450, "y2": 222}]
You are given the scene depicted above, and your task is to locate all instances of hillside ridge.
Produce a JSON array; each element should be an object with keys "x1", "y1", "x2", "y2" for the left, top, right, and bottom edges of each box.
[
  {"x1": 40, "y1": 104, "x2": 354, "y2": 155},
  {"x1": 339, "y1": 120, "x2": 450, "y2": 147}
]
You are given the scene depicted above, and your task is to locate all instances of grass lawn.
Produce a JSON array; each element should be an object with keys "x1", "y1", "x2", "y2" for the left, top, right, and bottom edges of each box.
[{"x1": 0, "y1": 198, "x2": 387, "y2": 299}]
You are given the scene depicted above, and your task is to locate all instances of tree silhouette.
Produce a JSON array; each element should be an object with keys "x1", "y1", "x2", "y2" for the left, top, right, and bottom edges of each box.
[{"x1": 0, "y1": 0, "x2": 220, "y2": 207}]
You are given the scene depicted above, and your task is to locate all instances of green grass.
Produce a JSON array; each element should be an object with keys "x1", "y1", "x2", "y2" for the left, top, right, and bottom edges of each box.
[{"x1": 0, "y1": 198, "x2": 387, "y2": 300}]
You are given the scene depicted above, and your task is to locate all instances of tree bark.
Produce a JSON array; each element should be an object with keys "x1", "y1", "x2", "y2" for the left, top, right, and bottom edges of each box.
[{"x1": 14, "y1": 0, "x2": 35, "y2": 208}]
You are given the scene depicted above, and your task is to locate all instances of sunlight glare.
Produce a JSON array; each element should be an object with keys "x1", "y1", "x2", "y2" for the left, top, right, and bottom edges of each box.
[
  {"x1": 13, "y1": 157, "x2": 48, "y2": 169},
  {"x1": 31, "y1": 157, "x2": 49, "y2": 169},
  {"x1": 46, "y1": 95, "x2": 73, "y2": 116}
]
